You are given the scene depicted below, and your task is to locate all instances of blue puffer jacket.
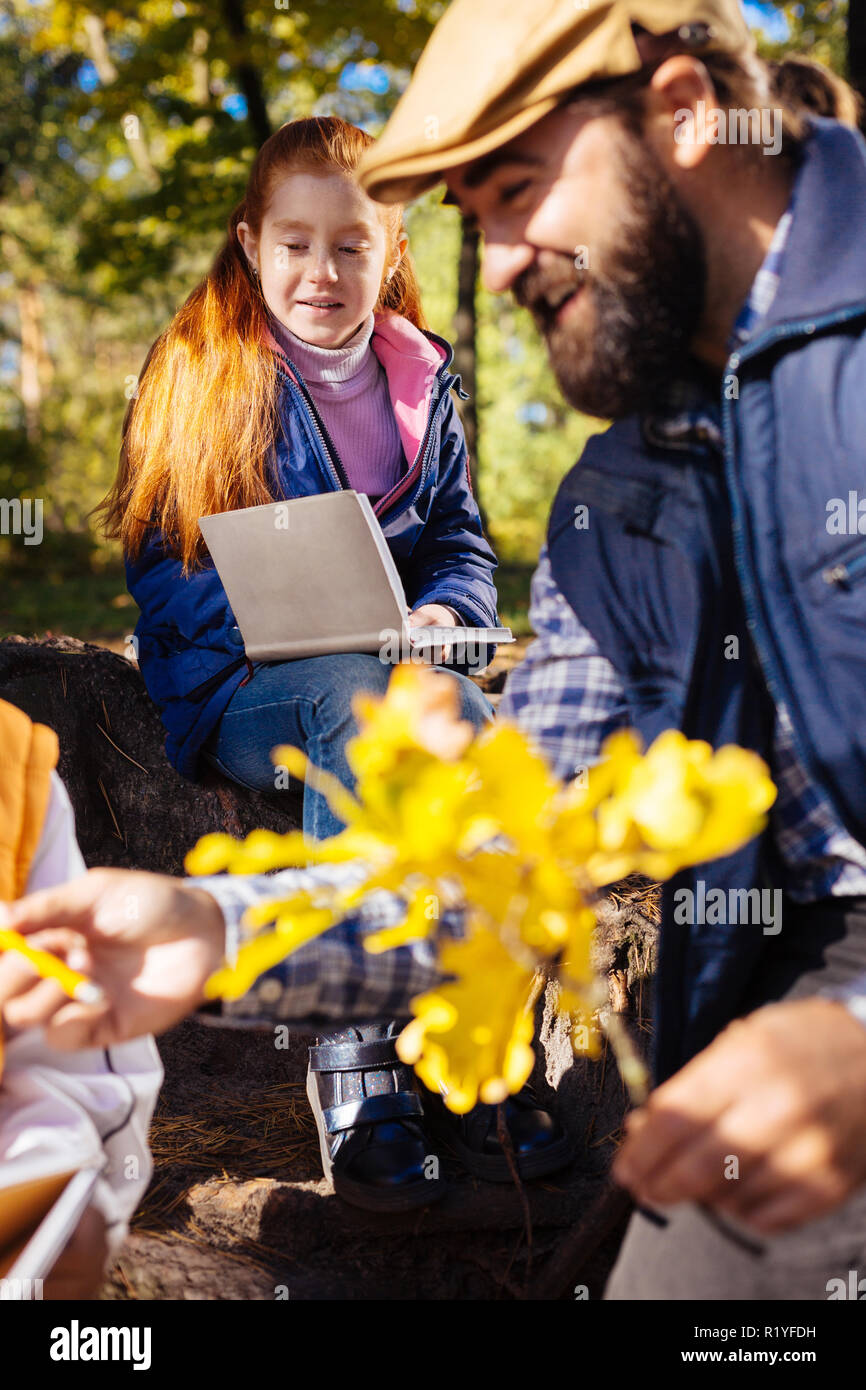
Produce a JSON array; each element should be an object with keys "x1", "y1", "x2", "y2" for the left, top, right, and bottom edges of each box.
[{"x1": 126, "y1": 311, "x2": 499, "y2": 779}]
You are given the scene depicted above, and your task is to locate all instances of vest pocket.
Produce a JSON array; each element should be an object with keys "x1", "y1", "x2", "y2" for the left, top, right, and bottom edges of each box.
[
  {"x1": 806, "y1": 536, "x2": 866, "y2": 590},
  {"x1": 821, "y1": 541, "x2": 866, "y2": 590}
]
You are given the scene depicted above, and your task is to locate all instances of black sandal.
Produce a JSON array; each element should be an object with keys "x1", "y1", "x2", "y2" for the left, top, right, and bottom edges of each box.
[
  {"x1": 306, "y1": 1022, "x2": 447, "y2": 1212},
  {"x1": 423, "y1": 1082, "x2": 573, "y2": 1183}
]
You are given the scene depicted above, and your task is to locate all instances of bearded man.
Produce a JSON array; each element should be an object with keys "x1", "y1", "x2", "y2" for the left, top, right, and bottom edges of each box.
[{"x1": 352, "y1": 0, "x2": 866, "y2": 1299}]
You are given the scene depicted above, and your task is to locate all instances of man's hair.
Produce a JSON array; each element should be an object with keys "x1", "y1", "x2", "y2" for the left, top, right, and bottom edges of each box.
[
  {"x1": 769, "y1": 54, "x2": 862, "y2": 129},
  {"x1": 693, "y1": 47, "x2": 807, "y2": 160},
  {"x1": 562, "y1": 30, "x2": 808, "y2": 165}
]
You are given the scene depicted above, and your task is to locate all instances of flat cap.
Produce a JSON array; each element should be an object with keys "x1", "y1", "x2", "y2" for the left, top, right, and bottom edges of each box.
[{"x1": 357, "y1": 0, "x2": 755, "y2": 204}]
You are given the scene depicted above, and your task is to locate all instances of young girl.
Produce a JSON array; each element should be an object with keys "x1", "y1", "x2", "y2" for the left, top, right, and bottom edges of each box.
[{"x1": 98, "y1": 116, "x2": 566, "y2": 1211}]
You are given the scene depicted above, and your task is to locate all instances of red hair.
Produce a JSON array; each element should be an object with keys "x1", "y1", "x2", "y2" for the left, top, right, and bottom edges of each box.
[{"x1": 98, "y1": 116, "x2": 428, "y2": 571}]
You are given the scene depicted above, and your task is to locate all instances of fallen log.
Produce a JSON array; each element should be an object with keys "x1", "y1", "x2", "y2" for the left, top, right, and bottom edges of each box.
[{"x1": 0, "y1": 636, "x2": 302, "y2": 874}]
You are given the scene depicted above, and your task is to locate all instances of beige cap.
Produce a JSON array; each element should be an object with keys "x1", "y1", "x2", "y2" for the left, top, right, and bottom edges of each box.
[{"x1": 357, "y1": 0, "x2": 755, "y2": 204}]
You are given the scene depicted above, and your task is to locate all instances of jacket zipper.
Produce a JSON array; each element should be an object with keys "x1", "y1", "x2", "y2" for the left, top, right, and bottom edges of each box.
[
  {"x1": 185, "y1": 654, "x2": 248, "y2": 701},
  {"x1": 377, "y1": 320, "x2": 457, "y2": 522},
  {"x1": 188, "y1": 343, "x2": 453, "y2": 703},
  {"x1": 375, "y1": 376, "x2": 445, "y2": 523},
  {"x1": 720, "y1": 303, "x2": 866, "y2": 807},
  {"x1": 272, "y1": 347, "x2": 351, "y2": 492},
  {"x1": 272, "y1": 342, "x2": 451, "y2": 524}
]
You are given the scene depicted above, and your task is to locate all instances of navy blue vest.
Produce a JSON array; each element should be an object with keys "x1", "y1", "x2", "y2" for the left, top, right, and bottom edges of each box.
[
  {"x1": 548, "y1": 420, "x2": 777, "y2": 1082},
  {"x1": 547, "y1": 120, "x2": 866, "y2": 1082}
]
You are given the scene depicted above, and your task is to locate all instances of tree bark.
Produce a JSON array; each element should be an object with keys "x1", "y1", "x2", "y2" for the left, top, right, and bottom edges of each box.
[
  {"x1": 0, "y1": 638, "x2": 300, "y2": 874},
  {"x1": 849, "y1": 0, "x2": 866, "y2": 128},
  {"x1": 219, "y1": 0, "x2": 272, "y2": 146},
  {"x1": 17, "y1": 285, "x2": 52, "y2": 444},
  {"x1": 452, "y1": 217, "x2": 488, "y2": 531}
]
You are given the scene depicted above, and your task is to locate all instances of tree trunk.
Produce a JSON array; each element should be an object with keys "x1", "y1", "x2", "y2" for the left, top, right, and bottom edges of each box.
[
  {"x1": 0, "y1": 637, "x2": 301, "y2": 874},
  {"x1": 452, "y1": 217, "x2": 488, "y2": 531},
  {"x1": 849, "y1": 0, "x2": 866, "y2": 128},
  {"x1": 219, "y1": 0, "x2": 272, "y2": 145},
  {"x1": 82, "y1": 13, "x2": 118, "y2": 84},
  {"x1": 17, "y1": 285, "x2": 51, "y2": 445},
  {"x1": 190, "y1": 27, "x2": 215, "y2": 136}
]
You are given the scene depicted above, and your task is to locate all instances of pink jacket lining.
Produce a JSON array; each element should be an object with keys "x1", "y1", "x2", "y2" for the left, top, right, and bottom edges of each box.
[{"x1": 264, "y1": 309, "x2": 447, "y2": 469}]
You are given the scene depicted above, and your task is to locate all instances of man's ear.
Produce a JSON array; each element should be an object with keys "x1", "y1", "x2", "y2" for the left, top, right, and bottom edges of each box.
[{"x1": 642, "y1": 55, "x2": 719, "y2": 172}]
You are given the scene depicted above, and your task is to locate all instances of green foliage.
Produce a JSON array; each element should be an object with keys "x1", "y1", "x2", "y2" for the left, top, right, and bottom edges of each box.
[
  {"x1": 404, "y1": 191, "x2": 604, "y2": 565},
  {"x1": 757, "y1": 1, "x2": 849, "y2": 71},
  {"x1": 0, "y1": 0, "x2": 844, "y2": 641},
  {"x1": 0, "y1": 0, "x2": 599, "y2": 640}
]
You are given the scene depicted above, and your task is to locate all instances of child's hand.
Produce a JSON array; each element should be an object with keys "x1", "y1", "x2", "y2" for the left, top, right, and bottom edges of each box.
[
  {"x1": 408, "y1": 604, "x2": 458, "y2": 628},
  {"x1": 0, "y1": 869, "x2": 227, "y2": 1049},
  {"x1": 407, "y1": 603, "x2": 458, "y2": 664}
]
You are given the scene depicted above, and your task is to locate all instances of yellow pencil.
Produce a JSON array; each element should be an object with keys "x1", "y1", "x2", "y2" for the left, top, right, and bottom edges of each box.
[{"x1": 0, "y1": 929, "x2": 104, "y2": 1004}]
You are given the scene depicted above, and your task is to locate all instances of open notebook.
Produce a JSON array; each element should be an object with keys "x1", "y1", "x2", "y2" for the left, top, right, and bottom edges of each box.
[
  {"x1": 0, "y1": 1047, "x2": 107, "y2": 1288},
  {"x1": 199, "y1": 490, "x2": 513, "y2": 662},
  {"x1": 0, "y1": 1151, "x2": 102, "y2": 1286}
]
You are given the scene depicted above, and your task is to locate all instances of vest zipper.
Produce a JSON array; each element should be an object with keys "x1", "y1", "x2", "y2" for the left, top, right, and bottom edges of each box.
[
  {"x1": 720, "y1": 323, "x2": 861, "y2": 810},
  {"x1": 730, "y1": 303, "x2": 866, "y2": 368},
  {"x1": 724, "y1": 306, "x2": 866, "y2": 739}
]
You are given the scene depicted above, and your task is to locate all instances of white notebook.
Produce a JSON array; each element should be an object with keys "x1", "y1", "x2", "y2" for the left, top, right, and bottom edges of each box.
[
  {"x1": 199, "y1": 491, "x2": 513, "y2": 662},
  {"x1": 0, "y1": 1157, "x2": 102, "y2": 1287}
]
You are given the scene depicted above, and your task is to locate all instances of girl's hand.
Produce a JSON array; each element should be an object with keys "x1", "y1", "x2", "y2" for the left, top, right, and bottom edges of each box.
[
  {"x1": 407, "y1": 604, "x2": 458, "y2": 664},
  {"x1": 408, "y1": 603, "x2": 459, "y2": 628}
]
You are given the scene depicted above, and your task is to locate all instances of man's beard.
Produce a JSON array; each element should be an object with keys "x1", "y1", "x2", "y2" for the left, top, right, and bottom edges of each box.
[{"x1": 514, "y1": 131, "x2": 706, "y2": 419}]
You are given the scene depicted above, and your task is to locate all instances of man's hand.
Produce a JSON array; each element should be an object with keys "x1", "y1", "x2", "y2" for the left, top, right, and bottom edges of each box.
[
  {"x1": 407, "y1": 603, "x2": 458, "y2": 665},
  {"x1": 0, "y1": 868, "x2": 226, "y2": 1048},
  {"x1": 612, "y1": 997, "x2": 866, "y2": 1234}
]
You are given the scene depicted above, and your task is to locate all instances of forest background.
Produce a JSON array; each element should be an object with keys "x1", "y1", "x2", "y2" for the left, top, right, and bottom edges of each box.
[{"x1": 1, "y1": 0, "x2": 862, "y2": 643}]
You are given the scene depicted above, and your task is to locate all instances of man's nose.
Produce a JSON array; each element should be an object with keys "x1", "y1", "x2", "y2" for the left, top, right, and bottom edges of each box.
[{"x1": 480, "y1": 240, "x2": 535, "y2": 295}]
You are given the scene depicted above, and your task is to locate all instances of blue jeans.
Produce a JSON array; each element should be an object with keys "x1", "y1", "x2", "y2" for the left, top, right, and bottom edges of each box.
[{"x1": 202, "y1": 654, "x2": 495, "y2": 840}]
